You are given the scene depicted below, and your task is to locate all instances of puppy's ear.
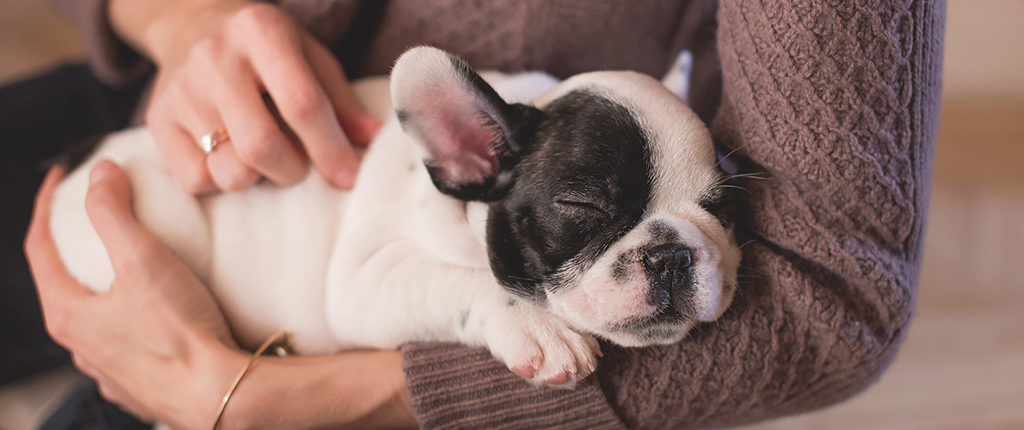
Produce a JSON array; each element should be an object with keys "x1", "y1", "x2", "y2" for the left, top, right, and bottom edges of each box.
[{"x1": 391, "y1": 47, "x2": 541, "y2": 201}]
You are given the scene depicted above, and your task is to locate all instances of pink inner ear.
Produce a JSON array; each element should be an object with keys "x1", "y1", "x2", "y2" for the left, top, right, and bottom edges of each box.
[
  {"x1": 420, "y1": 91, "x2": 501, "y2": 184},
  {"x1": 391, "y1": 47, "x2": 508, "y2": 186}
]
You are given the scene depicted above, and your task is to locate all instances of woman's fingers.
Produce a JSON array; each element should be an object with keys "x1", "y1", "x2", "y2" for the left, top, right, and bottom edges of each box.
[
  {"x1": 173, "y1": 65, "x2": 264, "y2": 192},
  {"x1": 83, "y1": 161, "x2": 145, "y2": 268},
  {"x1": 241, "y1": 5, "x2": 360, "y2": 188},
  {"x1": 27, "y1": 166, "x2": 158, "y2": 425},
  {"x1": 209, "y1": 60, "x2": 309, "y2": 187},
  {"x1": 147, "y1": 81, "x2": 218, "y2": 194},
  {"x1": 203, "y1": 140, "x2": 261, "y2": 191},
  {"x1": 146, "y1": 2, "x2": 375, "y2": 193},
  {"x1": 24, "y1": 167, "x2": 83, "y2": 298},
  {"x1": 24, "y1": 167, "x2": 97, "y2": 345},
  {"x1": 303, "y1": 33, "x2": 381, "y2": 146},
  {"x1": 83, "y1": 161, "x2": 174, "y2": 282},
  {"x1": 25, "y1": 162, "x2": 236, "y2": 429}
]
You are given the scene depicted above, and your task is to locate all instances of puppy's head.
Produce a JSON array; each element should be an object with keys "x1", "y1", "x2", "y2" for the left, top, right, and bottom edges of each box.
[{"x1": 391, "y1": 47, "x2": 740, "y2": 347}]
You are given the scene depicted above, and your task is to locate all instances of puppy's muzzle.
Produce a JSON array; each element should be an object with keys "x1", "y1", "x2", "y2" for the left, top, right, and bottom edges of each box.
[{"x1": 642, "y1": 243, "x2": 693, "y2": 311}]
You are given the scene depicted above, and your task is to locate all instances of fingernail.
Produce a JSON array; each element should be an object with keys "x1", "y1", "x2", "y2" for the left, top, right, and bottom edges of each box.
[
  {"x1": 333, "y1": 167, "x2": 358, "y2": 189},
  {"x1": 352, "y1": 114, "x2": 382, "y2": 143},
  {"x1": 360, "y1": 113, "x2": 382, "y2": 132},
  {"x1": 89, "y1": 161, "x2": 115, "y2": 185}
]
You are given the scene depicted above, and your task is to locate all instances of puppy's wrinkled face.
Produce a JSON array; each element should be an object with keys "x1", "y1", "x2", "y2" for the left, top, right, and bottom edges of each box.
[
  {"x1": 489, "y1": 79, "x2": 741, "y2": 346},
  {"x1": 391, "y1": 47, "x2": 740, "y2": 347}
]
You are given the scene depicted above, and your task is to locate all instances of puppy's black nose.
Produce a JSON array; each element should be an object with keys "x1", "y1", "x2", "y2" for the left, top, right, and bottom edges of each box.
[
  {"x1": 642, "y1": 244, "x2": 692, "y2": 305},
  {"x1": 642, "y1": 244, "x2": 692, "y2": 276}
]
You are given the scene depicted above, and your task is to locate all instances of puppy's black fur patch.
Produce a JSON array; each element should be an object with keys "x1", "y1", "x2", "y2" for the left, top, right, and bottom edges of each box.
[
  {"x1": 486, "y1": 90, "x2": 653, "y2": 299},
  {"x1": 611, "y1": 250, "x2": 636, "y2": 281}
]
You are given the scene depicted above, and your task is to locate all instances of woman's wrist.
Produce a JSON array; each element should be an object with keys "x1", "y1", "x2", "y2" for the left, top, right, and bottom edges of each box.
[
  {"x1": 161, "y1": 339, "x2": 251, "y2": 430},
  {"x1": 209, "y1": 347, "x2": 416, "y2": 430},
  {"x1": 108, "y1": 0, "x2": 251, "y2": 66}
]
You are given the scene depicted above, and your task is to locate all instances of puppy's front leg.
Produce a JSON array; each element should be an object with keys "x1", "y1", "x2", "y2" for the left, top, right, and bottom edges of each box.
[
  {"x1": 466, "y1": 291, "x2": 601, "y2": 387},
  {"x1": 326, "y1": 239, "x2": 599, "y2": 387}
]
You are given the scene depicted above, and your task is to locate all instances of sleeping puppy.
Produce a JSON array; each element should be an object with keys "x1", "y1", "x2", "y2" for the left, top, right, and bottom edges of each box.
[{"x1": 49, "y1": 47, "x2": 740, "y2": 386}]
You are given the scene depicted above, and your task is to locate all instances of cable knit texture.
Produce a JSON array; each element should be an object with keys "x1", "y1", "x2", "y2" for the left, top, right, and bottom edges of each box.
[{"x1": 51, "y1": 0, "x2": 944, "y2": 428}]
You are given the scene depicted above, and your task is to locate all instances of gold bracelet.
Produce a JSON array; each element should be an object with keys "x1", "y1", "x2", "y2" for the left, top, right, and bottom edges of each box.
[{"x1": 213, "y1": 330, "x2": 291, "y2": 430}]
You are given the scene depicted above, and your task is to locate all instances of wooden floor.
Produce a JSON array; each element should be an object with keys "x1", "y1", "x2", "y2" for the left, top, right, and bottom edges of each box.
[{"x1": 2, "y1": 4, "x2": 1022, "y2": 430}]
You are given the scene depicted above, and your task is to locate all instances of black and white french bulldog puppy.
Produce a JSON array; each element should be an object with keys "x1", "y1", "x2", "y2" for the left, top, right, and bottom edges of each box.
[{"x1": 50, "y1": 47, "x2": 740, "y2": 386}]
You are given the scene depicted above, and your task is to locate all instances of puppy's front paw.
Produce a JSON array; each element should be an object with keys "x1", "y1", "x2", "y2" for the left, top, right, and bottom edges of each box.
[{"x1": 483, "y1": 300, "x2": 601, "y2": 388}]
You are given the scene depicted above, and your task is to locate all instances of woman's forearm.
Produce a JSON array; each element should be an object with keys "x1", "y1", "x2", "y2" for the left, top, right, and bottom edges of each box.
[{"x1": 211, "y1": 345, "x2": 416, "y2": 430}]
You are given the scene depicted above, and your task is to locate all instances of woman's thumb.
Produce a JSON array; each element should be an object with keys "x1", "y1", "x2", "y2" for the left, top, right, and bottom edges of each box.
[{"x1": 84, "y1": 160, "x2": 159, "y2": 272}]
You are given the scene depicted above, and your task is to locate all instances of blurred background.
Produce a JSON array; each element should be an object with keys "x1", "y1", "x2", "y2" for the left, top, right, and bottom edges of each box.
[{"x1": 1, "y1": 1, "x2": 1021, "y2": 429}]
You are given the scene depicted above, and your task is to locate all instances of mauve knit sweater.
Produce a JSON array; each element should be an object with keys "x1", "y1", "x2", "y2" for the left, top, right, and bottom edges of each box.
[{"x1": 49, "y1": 0, "x2": 945, "y2": 428}]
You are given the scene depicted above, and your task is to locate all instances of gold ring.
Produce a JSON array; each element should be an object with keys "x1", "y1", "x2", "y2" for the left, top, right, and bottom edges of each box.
[{"x1": 199, "y1": 128, "x2": 229, "y2": 154}]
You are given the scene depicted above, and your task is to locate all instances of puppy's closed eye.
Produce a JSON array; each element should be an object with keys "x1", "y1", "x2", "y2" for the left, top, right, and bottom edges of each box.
[
  {"x1": 554, "y1": 199, "x2": 610, "y2": 219},
  {"x1": 553, "y1": 188, "x2": 615, "y2": 227}
]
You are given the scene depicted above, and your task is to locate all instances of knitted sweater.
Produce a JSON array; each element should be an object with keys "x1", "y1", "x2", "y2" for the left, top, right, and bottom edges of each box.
[{"x1": 49, "y1": 0, "x2": 945, "y2": 428}]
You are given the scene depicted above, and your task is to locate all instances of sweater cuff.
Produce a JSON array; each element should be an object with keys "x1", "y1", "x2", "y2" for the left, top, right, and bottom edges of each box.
[
  {"x1": 50, "y1": 0, "x2": 153, "y2": 87},
  {"x1": 401, "y1": 342, "x2": 624, "y2": 429}
]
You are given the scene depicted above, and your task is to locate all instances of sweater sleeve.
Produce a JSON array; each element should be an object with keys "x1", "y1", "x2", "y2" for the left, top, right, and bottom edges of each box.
[
  {"x1": 400, "y1": 1, "x2": 945, "y2": 428},
  {"x1": 47, "y1": 0, "x2": 152, "y2": 86}
]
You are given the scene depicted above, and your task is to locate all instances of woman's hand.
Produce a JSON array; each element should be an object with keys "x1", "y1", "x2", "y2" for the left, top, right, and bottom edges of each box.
[
  {"x1": 25, "y1": 162, "x2": 239, "y2": 427},
  {"x1": 25, "y1": 162, "x2": 416, "y2": 429},
  {"x1": 111, "y1": 0, "x2": 381, "y2": 193}
]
